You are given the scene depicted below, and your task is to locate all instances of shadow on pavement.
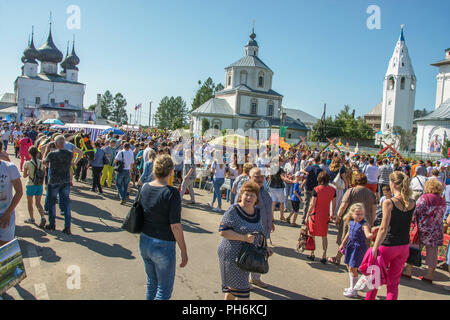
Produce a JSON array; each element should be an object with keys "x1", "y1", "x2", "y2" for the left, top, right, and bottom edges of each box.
[
  {"x1": 252, "y1": 285, "x2": 315, "y2": 300},
  {"x1": 16, "y1": 225, "x2": 50, "y2": 244},
  {"x1": 70, "y1": 199, "x2": 124, "y2": 224},
  {"x1": 1, "y1": 284, "x2": 36, "y2": 300},
  {"x1": 181, "y1": 218, "x2": 213, "y2": 234},
  {"x1": 54, "y1": 232, "x2": 136, "y2": 260},
  {"x1": 70, "y1": 216, "x2": 123, "y2": 234},
  {"x1": 18, "y1": 238, "x2": 61, "y2": 264}
]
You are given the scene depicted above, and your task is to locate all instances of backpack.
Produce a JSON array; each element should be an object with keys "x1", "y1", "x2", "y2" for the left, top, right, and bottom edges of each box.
[{"x1": 31, "y1": 160, "x2": 45, "y2": 185}]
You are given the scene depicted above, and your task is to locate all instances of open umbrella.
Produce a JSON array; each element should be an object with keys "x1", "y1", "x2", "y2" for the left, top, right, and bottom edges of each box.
[
  {"x1": 102, "y1": 128, "x2": 124, "y2": 135},
  {"x1": 43, "y1": 119, "x2": 64, "y2": 125}
]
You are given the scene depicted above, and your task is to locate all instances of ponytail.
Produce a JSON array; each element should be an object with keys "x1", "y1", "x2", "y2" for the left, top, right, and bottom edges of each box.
[{"x1": 401, "y1": 175, "x2": 412, "y2": 207}]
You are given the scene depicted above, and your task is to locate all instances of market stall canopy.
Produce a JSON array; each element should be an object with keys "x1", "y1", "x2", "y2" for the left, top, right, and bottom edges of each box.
[
  {"x1": 102, "y1": 128, "x2": 124, "y2": 135},
  {"x1": 43, "y1": 119, "x2": 64, "y2": 125}
]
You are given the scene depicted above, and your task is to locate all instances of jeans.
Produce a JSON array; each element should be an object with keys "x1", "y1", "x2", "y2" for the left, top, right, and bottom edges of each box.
[
  {"x1": 226, "y1": 179, "x2": 235, "y2": 203},
  {"x1": 116, "y1": 170, "x2": 130, "y2": 200},
  {"x1": 47, "y1": 183, "x2": 71, "y2": 229},
  {"x1": 139, "y1": 233, "x2": 176, "y2": 300},
  {"x1": 365, "y1": 244, "x2": 410, "y2": 300},
  {"x1": 212, "y1": 178, "x2": 225, "y2": 208},
  {"x1": 100, "y1": 165, "x2": 114, "y2": 188}
]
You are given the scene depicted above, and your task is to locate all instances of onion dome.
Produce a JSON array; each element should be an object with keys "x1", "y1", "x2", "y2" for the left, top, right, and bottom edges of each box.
[
  {"x1": 22, "y1": 30, "x2": 39, "y2": 63},
  {"x1": 246, "y1": 27, "x2": 258, "y2": 47},
  {"x1": 66, "y1": 40, "x2": 80, "y2": 70},
  {"x1": 60, "y1": 41, "x2": 70, "y2": 72},
  {"x1": 37, "y1": 25, "x2": 63, "y2": 63}
]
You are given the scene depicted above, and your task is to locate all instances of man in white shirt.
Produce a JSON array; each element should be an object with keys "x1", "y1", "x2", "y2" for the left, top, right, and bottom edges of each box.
[
  {"x1": 114, "y1": 143, "x2": 135, "y2": 205},
  {"x1": 364, "y1": 158, "x2": 379, "y2": 194},
  {"x1": 410, "y1": 171, "x2": 428, "y2": 201},
  {"x1": 1, "y1": 127, "x2": 11, "y2": 152}
]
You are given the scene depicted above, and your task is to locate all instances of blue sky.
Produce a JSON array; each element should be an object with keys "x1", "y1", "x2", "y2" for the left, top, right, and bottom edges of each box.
[{"x1": 0, "y1": 0, "x2": 448, "y2": 124}]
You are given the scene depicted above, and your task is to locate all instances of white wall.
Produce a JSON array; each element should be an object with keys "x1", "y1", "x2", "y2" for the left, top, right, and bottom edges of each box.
[
  {"x1": 435, "y1": 64, "x2": 450, "y2": 109},
  {"x1": 239, "y1": 95, "x2": 280, "y2": 117},
  {"x1": 16, "y1": 77, "x2": 85, "y2": 109}
]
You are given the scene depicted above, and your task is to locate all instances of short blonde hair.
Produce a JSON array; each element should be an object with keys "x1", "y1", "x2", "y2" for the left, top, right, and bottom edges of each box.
[
  {"x1": 237, "y1": 181, "x2": 260, "y2": 205},
  {"x1": 153, "y1": 155, "x2": 174, "y2": 179},
  {"x1": 243, "y1": 163, "x2": 254, "y2": 175},
  {"x1": 424, "y1": 178, "x2": 443, "y2": 195},
  {"x1": 345, "y1": 203, "x2": 365, "y2": 224}
]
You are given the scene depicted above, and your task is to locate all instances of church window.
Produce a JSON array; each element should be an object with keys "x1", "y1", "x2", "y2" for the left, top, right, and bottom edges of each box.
[
  {"x1": 388, "y1": 77, "x2": 395, "y2": 90},
  {"x1": 35, "y1": 97, "x2": 40, "y2": 105},
  {"x1": 258, "y1": 72, "x2": 264, "y2": 88},
  {"x1": 267, "y1": 101, "x2": 274, "y2": 117},
  {"x1": 227, "y1": 76, "x2": 231, "y2": 87},
  {"x1": 402, "y1": 62, "x2": 405, "y2": 67},
  {"x1": 400, "y1": 77, "x2": 406, "y2": 90},
  {"x1": 411, "y1": 76, "x2": 416, "y2": 91},
  {"x1": 240, "y1": 70, "x2": 248, "y2": 85},
  {"x1": 65, "y1": 100, "x2": 69, "y2": 105},
  {"x1": 251, "y1": 99, "x2": 258, "y2": 115},
  {"x1": 50, "y1": 98, "x2": 55, "y2": 104},
  {"x1": 212, "y1": 119, "x2": 222, "y2": 130},
  {"x1": 288, "y1": 133, "x2": 292, "y2": 139}
]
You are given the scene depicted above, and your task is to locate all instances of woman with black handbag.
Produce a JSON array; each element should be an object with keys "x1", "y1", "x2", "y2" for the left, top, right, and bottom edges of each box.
[
  {"x1": 138, "y1": 155, "x2": 188, "y2": 300},
  {"x1": 218, "y1": 181, "x2": 265, "y2": 300}
]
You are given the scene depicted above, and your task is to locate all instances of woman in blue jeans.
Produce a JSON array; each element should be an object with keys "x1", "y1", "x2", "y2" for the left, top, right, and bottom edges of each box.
[
  {"x1": 139, "y1": 154, "x2": 188, "y2": 300},
  {"x1": 208, "y1": 156, "x2": 227, "y2": 212}
]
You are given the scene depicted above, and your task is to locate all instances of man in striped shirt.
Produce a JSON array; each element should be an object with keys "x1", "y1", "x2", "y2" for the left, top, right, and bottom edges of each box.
[{"x1": 378, "y1": 159, "x2": 393, "y2": 198}]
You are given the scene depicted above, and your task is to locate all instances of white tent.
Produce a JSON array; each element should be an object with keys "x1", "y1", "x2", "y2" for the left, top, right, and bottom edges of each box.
[{"x1": 51, "y1": 123, "x2": 112, "y2": 141}]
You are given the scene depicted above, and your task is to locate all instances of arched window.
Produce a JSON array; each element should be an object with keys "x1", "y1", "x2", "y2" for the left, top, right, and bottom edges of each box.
[
  {"x1": 267, "y1": 101, "x2": 274, "y2": 117},
  {"x1": 251, "y1": 98, "x2": 258, "y2": 115},
  {"x1": 388, "y1": 76, "x2": 395, "y2": 90},
  {"x1": 411, "y1": 76, "x2": 416, "y2": 91},
  {"x1": 258, "y1": 71, "x2": 264, "y2": 88},
  {"x1": 227, "y1": 71, "x2": 232, "y2": 87},
  {"x1": 400, "y1": 77, "x2": 406, "y2": 90},
  {"x1": 240, "y1": 70, "x2": 248, "y2": 85}
]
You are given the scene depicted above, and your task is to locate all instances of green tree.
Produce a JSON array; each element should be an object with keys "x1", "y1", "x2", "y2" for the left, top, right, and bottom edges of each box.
[
  {"x1": 202, "y1": 118, "x2": 210, "y2": 135},
  {"x1": 155, "y1": 96, "x2": 189, "y2": 130},
  {"x1": 110, "y1": 93, "x2": 128, "y2": 125},
  {"x1": 442, "y1": 139, "x2": 450, "y2": 158},
  {"x1": 414, "y1": 108, "x2": 430, "y2": 119},
  {"x1": 87, "y1": 104, "x2": 96, "y2": 111},
  {"x1": 391, "y1": 126, "x2": 416, "y2": 151},
  {"x1": 191, "y1": 77, "x2": 224, "y2": 111},
  {"x1": 101, "y1": 90, "x2": 114, "y2": 119}
]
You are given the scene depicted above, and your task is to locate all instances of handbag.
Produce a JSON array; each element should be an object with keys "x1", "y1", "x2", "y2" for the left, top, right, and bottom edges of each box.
[
  {"x1": 114, "y1": 151, "x2": 125, "y2": 173},
  {"x1": 235, "y1": 232, "x2": 269, "y2": 274},
  {"x1": 407, "y1": 246, "x2": 422, "y2": 267},
  {"x1": 121, "y1": 186, "x2": 145, "y2": 233},
  {"x1": 331, "y1": 168, "x2": 345, "y2": 190}
]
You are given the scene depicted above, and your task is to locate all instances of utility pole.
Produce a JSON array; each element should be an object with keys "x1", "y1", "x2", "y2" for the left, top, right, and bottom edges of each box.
[
  {"x1": 149, "y1": 101, "x2": 152, "y2": 128},
  {"x1": 130, "y1": 113, "x2": 132, "y2": 126}
]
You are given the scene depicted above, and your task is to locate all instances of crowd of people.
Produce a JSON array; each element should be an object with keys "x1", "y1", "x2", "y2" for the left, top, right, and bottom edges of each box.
[{"x1": 0, "y1": 121, "x2": 449, "y2": 301}]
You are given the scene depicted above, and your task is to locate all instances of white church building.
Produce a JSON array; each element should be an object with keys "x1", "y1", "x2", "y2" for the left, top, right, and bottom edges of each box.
[
  {"x1": 376, "y1": 26, "x2": 417, "y2": 147},
  {"x1": 415, "y1": 48, "x2": 450, "y2": 154},
  {"x1": 191, "y1": 30, "x2": 309, "y2": 141},
  {"x1": 8, "y1": 24, "x2": 86, "y2": 123}
]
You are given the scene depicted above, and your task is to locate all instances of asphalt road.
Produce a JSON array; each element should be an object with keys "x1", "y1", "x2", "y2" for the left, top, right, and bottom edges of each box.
[{"x1": 1, "y1": 150, "x2": 449, "y2": 300}]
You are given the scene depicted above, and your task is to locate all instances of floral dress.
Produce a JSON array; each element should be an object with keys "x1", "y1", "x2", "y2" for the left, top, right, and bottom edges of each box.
[{"x1": 414, "y1": 193, "x2": 446, "y2": 247}]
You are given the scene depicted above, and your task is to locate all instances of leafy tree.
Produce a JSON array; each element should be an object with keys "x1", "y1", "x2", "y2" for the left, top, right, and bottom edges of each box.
[
  {"x1": 191, "y1": 77, "x2": 224, "y2": 111},
  {"x1": 442, "y1": 139, "x2": 450, "y2": 158},
  {"x1": 391, "y1": 126, "x2": 416, "y2": 151},
  {"x1": 202, "y1": 118, "x2": 210, "y2": 135},
  {"x1": 155, "y1": 96, "x2": 189, "y2": 130},
  {"x1": 310, "y1": 105, "x2": 374, "y2": 141},
  {"x1": 87, "y1": 104, "x2": 96, "y2": 111},
  {"x1": 414, "y1": 108, "x2": 430, "y2": 119},
  {"x1": 101, "y1": 90, "x2": 114, "y2": 119},
  {"x1": 110, "y1": 93, "x2": 128, "y2": 125}
]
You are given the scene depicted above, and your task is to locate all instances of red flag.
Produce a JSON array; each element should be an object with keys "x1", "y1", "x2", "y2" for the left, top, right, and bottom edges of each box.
[{"x1": 60, "y1": 103, "x2": 65, "y2": 108}]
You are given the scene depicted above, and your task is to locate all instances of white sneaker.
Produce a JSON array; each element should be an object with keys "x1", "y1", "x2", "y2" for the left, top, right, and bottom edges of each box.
[
  {"x1": 343, "y1": 288, "x2": 358, "y2": 298},
  {"x1": 212, "y1": 207, "x2": 222, "y2": 212}
]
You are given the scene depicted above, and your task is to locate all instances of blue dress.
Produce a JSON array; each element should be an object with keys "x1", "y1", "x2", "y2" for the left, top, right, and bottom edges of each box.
[
  {"x1": 344, "y1": 219, "x2": 368, "y2": 268},
  {"x1": 218, "y1": 204, "x2": 263, "y2": 297}
]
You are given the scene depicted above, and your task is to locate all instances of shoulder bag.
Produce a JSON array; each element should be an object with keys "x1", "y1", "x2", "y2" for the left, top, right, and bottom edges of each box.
[
  {"x1": 114, "y1": 151, "x2": 125, "y2": 173},
  {"x1": 121, "y1": 185, "x2": 145, "y2": 234},
  {"x1": 235, "y1": 232, "x2": 269, "y2": 274},
  {"x1": 331, "y1": 167, "x2": 345, "y2": 190}
]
